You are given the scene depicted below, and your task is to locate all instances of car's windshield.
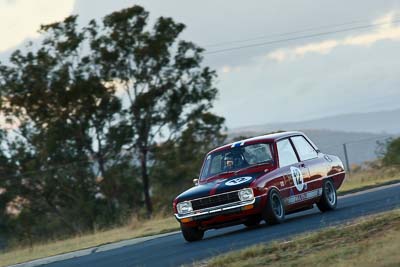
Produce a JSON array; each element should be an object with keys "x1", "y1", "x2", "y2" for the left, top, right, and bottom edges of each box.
[{"x1": 200, "y1": 143, "x2": 274, "y2": 180}]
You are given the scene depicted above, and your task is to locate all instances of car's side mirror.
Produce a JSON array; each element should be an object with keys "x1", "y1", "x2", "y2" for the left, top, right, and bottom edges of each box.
[{"x1": 193, "y1": 178, "x2": 199, "y2": 186}]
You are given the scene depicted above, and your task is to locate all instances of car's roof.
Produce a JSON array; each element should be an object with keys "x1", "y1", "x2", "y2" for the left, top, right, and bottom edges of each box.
[{"x1": 208, "y1": 131, "x2": 306, "y2": 154}]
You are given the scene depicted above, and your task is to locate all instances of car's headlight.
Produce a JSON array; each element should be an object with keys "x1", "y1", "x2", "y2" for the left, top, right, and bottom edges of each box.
[
  {"x1": 177, "y1": 201, "x2": 193, "y2": 214},
  {"x1": 238, "y1": 188, "x2": 254, "y2": 201}
]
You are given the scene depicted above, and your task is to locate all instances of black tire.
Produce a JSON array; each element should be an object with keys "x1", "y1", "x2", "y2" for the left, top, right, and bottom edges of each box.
[
  {"x1": 317, "y1": 179, "x2": 337, "y2": 212},
  {"x1": 180, "y1": 224, "x2": 204, "y2": 242},
  {"x1": 243, "y1": 215, "x2": 262, "y2": 228},
  {"x1": 263, "y1": 189, "x2": 285, "y2": 225}
]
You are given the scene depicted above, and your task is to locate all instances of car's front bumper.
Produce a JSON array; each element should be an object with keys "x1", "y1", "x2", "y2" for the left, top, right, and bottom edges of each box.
[{"x1": 174, "y1": 195, "x2": 265, "y2": 227}]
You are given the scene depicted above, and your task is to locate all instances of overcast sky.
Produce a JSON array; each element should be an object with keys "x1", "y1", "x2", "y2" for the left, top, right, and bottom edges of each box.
[{"x1": 1, "y1": 0, "x2": 400, "y2": 128}]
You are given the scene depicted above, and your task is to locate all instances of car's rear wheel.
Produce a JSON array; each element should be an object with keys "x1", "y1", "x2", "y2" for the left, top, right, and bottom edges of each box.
[
  {"x1": 180, "y1": 224, "x2": 204, "y2": 242},
  {"x1": 243, "y1": 215, "x2": 262, "y2": 228},
  {"x1": 317, "y1": 179, "x2": 337, "y2": 212},
  {"x1": 263, "y1": 189, "x2": 285, "y2": 225}
]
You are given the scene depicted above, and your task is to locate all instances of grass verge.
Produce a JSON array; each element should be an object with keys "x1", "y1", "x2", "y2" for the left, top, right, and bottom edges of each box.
[
  {"x1": 0, "y1": 216, "x2": 179, "y2": 267},
  {"x1": 339, "y1": 165, "x2": 400, "y2": 194},
  {"x1": 193, "y1": 208, "x2": 400, "y2": 267}
]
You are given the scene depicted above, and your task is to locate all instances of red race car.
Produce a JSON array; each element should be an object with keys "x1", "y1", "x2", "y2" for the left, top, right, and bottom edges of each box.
[{"x1": 173, "y1": 131, "x2": 346, "y2": 242}]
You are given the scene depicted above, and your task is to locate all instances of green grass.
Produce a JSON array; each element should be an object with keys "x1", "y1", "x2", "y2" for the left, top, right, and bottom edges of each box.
[
  {"x1": 1, "y1": 165, "x2": 399, "y2": 267},
  {"x1": 193, "y1": 209, "x2": 400, "y2": 267}
]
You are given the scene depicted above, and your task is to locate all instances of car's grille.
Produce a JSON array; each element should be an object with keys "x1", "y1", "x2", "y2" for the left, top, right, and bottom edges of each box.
[{"x1": 191, "y1": 192, "x2": 240, "y2": 211}]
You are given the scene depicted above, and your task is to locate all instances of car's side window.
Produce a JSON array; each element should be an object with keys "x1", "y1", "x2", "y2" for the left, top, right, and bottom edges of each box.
[
  {"x1": 277, "y1": 139, "x2": 298, "y2": 167},
  {"x1": 291, "y1": 136, "x2": 318, "y2": 161}
]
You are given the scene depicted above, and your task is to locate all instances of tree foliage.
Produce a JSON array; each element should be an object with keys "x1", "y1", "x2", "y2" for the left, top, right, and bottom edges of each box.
[
  {"x1": 87, "y1": 6, "x2": 220, "y2": 215},
  {"x1": 151, "y1": 113, "x2": 226, "y2": 209},
  {"x1": 382, "y1": 137, "x2": 400, "y2": 166},
  {"x1": 0, "y1": 5, "x2": 225, "y2": 243}
]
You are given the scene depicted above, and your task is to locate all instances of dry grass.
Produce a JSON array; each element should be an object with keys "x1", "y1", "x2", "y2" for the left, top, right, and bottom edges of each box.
[
  {"x1": 0, "y1": 215, "x2": 179, "y2": 267},
  {"x1": 1, "y1": 165, "x2": 399, "y2": 267},
  {"x1": 195, "y1": 209, "x2": 400, "y2": 267},
  {"x1": 339, "y1": 164, "x2": 400, "y2": 194}
]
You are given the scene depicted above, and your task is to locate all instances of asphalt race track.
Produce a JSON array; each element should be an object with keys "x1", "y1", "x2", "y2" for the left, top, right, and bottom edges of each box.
[{"x1": 45, "y1": 184, "x2": 400, "y2": 267}]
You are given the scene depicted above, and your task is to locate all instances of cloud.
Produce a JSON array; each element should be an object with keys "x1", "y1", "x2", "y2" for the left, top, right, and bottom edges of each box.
[
  {"x1": 294, "y1": 40, "x2": 339, "y2": 57},
  {"x1": 267, "y1": 50, "x2": 287, "y2": 62},
  {"x1": 221, "y1": 66, "x2": 232, "y2": 73},
  {"x1": 266, "y1": 12, "x2": 400, "y2": 62},
  {"x1": 0, "y1": 0, "x2": 75, "y2": 53},
  {"x1": 219, "y1": 65, "x2": 241, "y2": 74}
]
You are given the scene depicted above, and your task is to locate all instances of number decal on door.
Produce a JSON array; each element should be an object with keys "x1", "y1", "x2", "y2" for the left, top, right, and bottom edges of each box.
[{"x1": 290, "y1": 166, "x2": 305, "y2": 191}]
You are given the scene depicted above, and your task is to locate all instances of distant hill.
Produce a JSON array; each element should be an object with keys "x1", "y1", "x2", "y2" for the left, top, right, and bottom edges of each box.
[
  {"x1": 228, "y1": 130, "x2": 397, "y2": 167},
  {"x1": 229, "y1": 129, "x2": 392, "y2": 165},
  {"x1": 230, "y1": 108, "x2": 400, "y2": 135},
  {"x1": 301, "y1": 129, "x2": 391, "y2": 166},
  {"x1": 227, "y1": 109, "x2": 400, "y2": 165}
]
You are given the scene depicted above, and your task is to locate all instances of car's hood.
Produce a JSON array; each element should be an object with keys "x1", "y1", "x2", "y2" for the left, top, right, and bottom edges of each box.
[{"x1": 175, "y1": 172, "x2": 263, "y2": 202}]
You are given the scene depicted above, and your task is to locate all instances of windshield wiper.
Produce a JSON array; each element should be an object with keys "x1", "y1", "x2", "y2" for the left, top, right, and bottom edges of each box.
[
  {"x1": 218, "y1": 171, "x2": 235, "y2": 176},
  {"x1": 234, "y1": 161, "x2": 271, "y2": 175},
  {"x1": 205, "y1": 170, "x2": 235, "y2": 183}
]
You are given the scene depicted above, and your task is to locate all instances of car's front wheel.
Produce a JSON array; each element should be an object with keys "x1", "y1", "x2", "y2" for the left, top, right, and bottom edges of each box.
[
  {"x1": 180, "y1": 224, "x2": 204, "y2": 242},
  {"x1": 263, "y1": 189, "x2": 285, "y2": 225},
  {"x1": 317, "y1": 179, "x2": 337, "y2": 212}
]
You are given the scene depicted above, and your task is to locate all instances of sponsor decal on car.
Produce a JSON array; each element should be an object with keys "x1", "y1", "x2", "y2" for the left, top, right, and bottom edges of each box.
[
  {"x1": 225, "y1": 176, "x2": 252, "y2": 186},
  {"x1": 285, "y1": 188, "x2": 323, "y2": 205}
]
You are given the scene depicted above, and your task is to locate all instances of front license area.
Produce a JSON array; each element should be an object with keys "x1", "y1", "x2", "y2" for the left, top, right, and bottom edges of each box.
[{"x1": 175, "y1": 188, "x2": 258, "y2": 220}]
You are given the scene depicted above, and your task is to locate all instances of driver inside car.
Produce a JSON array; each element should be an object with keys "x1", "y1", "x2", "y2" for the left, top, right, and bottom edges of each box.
[
  {"x1": 223, "y1": 151, "x2": 248, "y2": 171},
  {"x1": 224, "y1": 154, "x2": 234, "y2": 170}
]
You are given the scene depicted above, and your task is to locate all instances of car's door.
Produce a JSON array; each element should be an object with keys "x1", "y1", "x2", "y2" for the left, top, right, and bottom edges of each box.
[
  {"x1": 290, "y1": 135, "x2": 324, "y2": 202},
  {"x1": 276, "y1": 138, "x2": 310, "y2": 207}
]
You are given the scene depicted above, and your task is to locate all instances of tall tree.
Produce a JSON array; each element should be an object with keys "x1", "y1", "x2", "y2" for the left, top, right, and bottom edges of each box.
[
  {"x1": 0, "y1": 4, "x2": 224, "y2": 240},
  {"x1": 88, "y1": 6, "x2": 221, "y2": 216},
  {"x1": 0, "y1": 16, "x2": 135, "y2": 238}
]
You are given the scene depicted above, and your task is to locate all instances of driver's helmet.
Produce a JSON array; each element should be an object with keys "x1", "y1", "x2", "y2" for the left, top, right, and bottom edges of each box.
[
  {"x1": 224, "y1": 153, "x2": 234, "y2": 170},
  {"x1": 224, "y1": 151, "x2": 245, "y2": 170}
]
